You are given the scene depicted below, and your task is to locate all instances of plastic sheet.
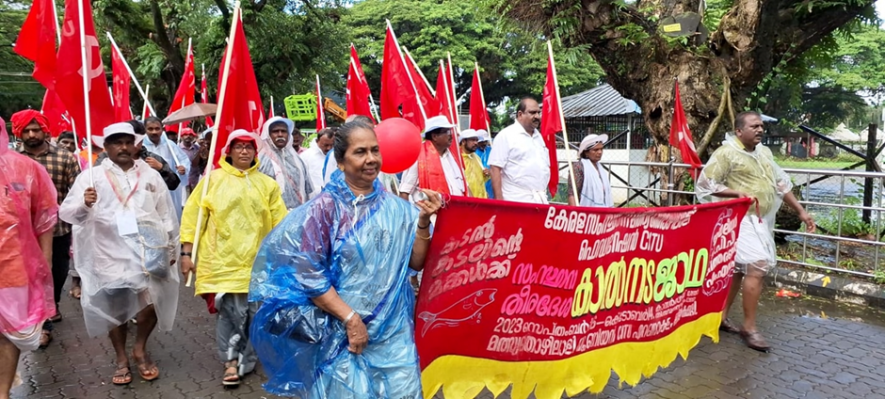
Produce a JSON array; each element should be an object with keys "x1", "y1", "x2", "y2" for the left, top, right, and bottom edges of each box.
[
  {"x1": 181, "y1": 137, "x2": 288, "y2": 296},
  {"x1": 59, "y1": 158, "x2": 180, "y2": 337},
  {"x1": 250, "y1": 170, "x2": 422, "y2": 398},
  {"x1": 258, "y1": 117, "x2": 315, "y2": 209},
  {"x1": 696, "y1": 134, "x2": 792, "y2": 266},
  {"x1": 142, "y1": 132, "x2": 191, "y2": 220},
  {"x1": 0, "y1": 117, "x2": 59, "y2": 333}
]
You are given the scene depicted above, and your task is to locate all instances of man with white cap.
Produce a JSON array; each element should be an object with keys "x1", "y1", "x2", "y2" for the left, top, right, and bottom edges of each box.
[
  {"x1": 459, "y1": 129, "x2": 488, "y2": 199},
  {"x1": 257, "y1": 117, "x2": 315, "y2": 209},
  {"x1": 60, "y1": 122, "x2": 180, "y2": 386},
  {"x1": 488, "y1": 97, "x2": 550, "y2": 204},
  {"x1": 568, "y1": 134, "x2": 613, "y2": 207},
  {"x1": 399, "y1": 115, "x2": 467, "y2": 198}
]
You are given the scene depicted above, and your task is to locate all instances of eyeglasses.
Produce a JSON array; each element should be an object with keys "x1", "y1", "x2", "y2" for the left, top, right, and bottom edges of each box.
[{"x1": 231, "y1": 144, "x2": 255, "y2": 151}]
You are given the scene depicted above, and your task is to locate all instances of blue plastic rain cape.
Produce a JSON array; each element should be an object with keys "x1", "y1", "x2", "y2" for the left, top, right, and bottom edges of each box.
[{"x1": 250, "y1": 169, "x2": 422, "y2": 398}]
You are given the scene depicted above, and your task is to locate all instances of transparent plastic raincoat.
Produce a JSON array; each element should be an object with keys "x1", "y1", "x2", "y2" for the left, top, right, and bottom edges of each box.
[
  {"x1": 258, "y1": 117, "x2": 315, "y2": 209},
  {"x1": 696, "y1": 135, "x2": 792, "y2": 266},
  {"x1": 59, "y1": 158, "x2": 180, "y2": 337},
  {"x1": 249, "y1": 170, "x2": 422, "y2": 398},
  {"x1": 142, "y1": 133, "x2": 191, "y2": 220},
  {"x1": 181, "y1": 156, "x2": 287, "y2": 296},
  {"x1": 0, "y1": 118, "x2": 59, "y2": 334}
]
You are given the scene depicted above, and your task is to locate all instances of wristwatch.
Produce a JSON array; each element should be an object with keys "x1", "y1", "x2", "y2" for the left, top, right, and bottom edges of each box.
[{"x1": 180, "y1": 251, "x2": 192, "y2": 257}]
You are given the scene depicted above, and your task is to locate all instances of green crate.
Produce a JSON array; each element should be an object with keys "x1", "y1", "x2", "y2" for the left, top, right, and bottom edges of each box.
[{"x1": 284, "y1": 94, "x2": 318, "y2": 122}]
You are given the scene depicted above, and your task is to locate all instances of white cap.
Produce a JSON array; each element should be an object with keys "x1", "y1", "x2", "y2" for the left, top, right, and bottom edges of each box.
[
  {"x1": 476, "y1": 129, "x2": 490, "y2": 143},
  {"x1": 459, "y1": 129, "x2": 481, "y2": 142},
  {"x1": 94, "y1": 122, "x2": 143, "y2": 148},
  {"x1": 579, "y1": 134, "x2": 608, "y2": 154},
  {"x1": 424, "y1": 115, "x2": 456, "y2": 136}
]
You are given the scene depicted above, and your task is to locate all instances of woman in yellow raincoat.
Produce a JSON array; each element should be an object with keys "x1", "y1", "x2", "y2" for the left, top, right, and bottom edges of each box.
[{"x1": 179, "y1": 130, "x2": 287, "y2": 386}]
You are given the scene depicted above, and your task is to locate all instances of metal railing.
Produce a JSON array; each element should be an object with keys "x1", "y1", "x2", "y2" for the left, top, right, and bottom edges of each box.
[{"x1": 555, "y1": 159, "x2": 885, "y2": 278}]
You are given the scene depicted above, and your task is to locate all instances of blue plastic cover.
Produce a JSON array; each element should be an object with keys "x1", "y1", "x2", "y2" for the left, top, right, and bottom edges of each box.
[{"x1": 250, "y1": 170, "x2": 422, "y2": 398}]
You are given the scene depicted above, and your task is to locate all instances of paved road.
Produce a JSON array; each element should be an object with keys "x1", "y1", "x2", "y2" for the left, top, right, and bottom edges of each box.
[{"x1": 11, "y1": 282, "x2": 885, "y2": 399}]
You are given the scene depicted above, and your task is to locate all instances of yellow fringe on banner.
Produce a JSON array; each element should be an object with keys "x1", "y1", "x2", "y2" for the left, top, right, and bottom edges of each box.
[{"x1": 422, "y1": 312, "x2": 721, "y2": 399}]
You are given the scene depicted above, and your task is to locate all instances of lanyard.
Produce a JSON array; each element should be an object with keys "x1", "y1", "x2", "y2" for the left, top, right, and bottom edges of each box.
[{"x1": 104, "y1": 168, "x2": 140, "y2": 208}]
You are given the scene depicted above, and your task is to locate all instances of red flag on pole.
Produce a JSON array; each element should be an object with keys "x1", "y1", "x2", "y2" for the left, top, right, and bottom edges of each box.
[
  {"x1": 213, "y1": 9, "x2": 265, "y2": 166},
  {"x1": 110, "y1": 45, "x2": 133, "y2": 122},
  {"x1": 445, "y1": 55, "x2": 458, "y2": 127},
  {"x1": 55, "y1": 0, "x2": 114, "y2": 145},
  {"x1": 14, "y1": 0, "x2": 58, "y2": 90},
  {"x1": 346, "y1": 44, "x2": 376, "y2": 123},
  {"x1": 41, "y1": 89, "x2": 72, "y2": 137},
  {"x1": 380, "y1": 22, "x2": 426, "y2": 130},
  {"x1": 540, "y1": 50, "x2": 563, "y2": 196},
  {"x1": 404, "y1": 50, "x2": 437, "y2": 119},
  {"x1": 168, "y1": 39, "x2": 196, "y2": 133},
  {"x1": 435, "y1": 61, "x2": 469, "y2": 195},
  {"x1": 669, "y1": 80, "x2": 703, "y2": 177},
  {"x1": 316, "y1": 75, "x2": 326, "y2": 131},
  {"x1": 200, "y1": 64, "x2": 214, "y2": 127},
  {"x1": 142, "y1": 84, "x2": 152, "y2": 120},
  {"x1": 469, "y1": 65, "x2": 491, "y2": 132}
]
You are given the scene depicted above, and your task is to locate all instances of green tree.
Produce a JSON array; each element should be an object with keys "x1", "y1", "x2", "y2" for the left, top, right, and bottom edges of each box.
[
  {"x1": 342, "y1": 0, "x2": 605, "y2": 128},
  {"x1": 0, "y1": 1, "x2": 44, "y2": 119}
]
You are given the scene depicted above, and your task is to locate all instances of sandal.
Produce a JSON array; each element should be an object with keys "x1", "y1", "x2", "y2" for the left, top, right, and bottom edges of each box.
[
  {"x1": 132, "y1": 352, "x2": 160, "y2": 381},
  {"x1": 48, "y1": 313, "x2": 62, "y2": 323},
  {"x1": 222, "y1": 361, "x2": 240, "y2": 386},
  {"x1": 740, "y1": 330, "x2": 771, "y2": 352},
  {"x1": 112, "y1": 364, "x2": 132, "y2": 385},
  {"x1": 69, "y1": 286, "x2": 81, "y2": 300},
  {"x1": 38, "y1": 330, "x2": 52, "y2": 349},
  {"x1": 719, "y1": 318, "x2": 741, "y2": 334}
]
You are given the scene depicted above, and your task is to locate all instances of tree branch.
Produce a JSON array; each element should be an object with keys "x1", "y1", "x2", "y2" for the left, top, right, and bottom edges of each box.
[
  {"x1": 149, "y1": 0, "x2": 184, "y2": 84},
  {"x1": 214, "y1": 0, "x2": 232, "y2": 31}
]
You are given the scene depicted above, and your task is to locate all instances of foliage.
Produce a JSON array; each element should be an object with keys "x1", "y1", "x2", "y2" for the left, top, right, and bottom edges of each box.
[
  {"x1": 0, "y1": 1, "x2": 43, "y2": 118},
  {"x1": 342, "y1": 0, "x2": 605, "y2": 131}
]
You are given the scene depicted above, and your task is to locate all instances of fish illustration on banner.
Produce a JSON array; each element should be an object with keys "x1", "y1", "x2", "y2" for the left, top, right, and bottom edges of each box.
[{"x1": 416, "y1": 197, "x2": 752, "y2": 399}]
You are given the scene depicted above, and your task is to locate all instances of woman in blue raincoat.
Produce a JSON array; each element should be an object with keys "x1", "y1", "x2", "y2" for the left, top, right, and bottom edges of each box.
[{"x1": 249, "y1": 121, "x2": 442, "y2": 398}]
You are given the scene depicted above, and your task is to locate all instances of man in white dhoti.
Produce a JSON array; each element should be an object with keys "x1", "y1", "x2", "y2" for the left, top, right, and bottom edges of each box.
[
  {"x1": 60, "y1": 123, "x2": 180, "y2": 385},
  {"x1": 143, "y1": 117, "x2": 190, "y2": 220},
  {"x1": 696, "y1": 111, "x2": 814, "y2": 352},
  {"x1": 488, "y1": 97, "x2": 550, "y2": 204},
  {"x1": 257, "y1": 117, "x2": 316, "y2": 209}
]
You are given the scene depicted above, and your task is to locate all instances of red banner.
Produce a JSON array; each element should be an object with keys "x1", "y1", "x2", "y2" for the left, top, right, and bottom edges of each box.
[{"x1": 417, "y1": 197, "x2": 751, "y2": 398}]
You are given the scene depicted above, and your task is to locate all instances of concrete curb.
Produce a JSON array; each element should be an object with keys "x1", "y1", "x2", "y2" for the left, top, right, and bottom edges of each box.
[{"x1": 767, "y1": 264, "x2": 885, "y2": 309}]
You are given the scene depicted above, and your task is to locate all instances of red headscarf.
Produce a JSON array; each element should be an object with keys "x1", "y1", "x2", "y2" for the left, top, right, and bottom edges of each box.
[{"x1": 10, "y1": 110, "x2": 51, "y2": 138}]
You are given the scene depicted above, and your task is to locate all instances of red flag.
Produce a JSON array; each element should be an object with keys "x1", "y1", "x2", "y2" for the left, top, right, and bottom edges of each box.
[
  {"x1": 435, "y1": 63, "x2": 452, "y2": 119},
  {"x1": 540, "y1": 52, "x2": 562, "y2": 196},
  {"x1": 346, "y1": 44, "x2": 375, "y2": 122},
  {"x1": 380, "y1": 25, "x2": 425, "y2": 130},
  {"x1": 213, "y1": 8, "x2": 265, "y2": 166},
  {"x1": 669, "y1": 80, "x2": 703, "y2": 176},
  {"x1": 168, "y1": 41, "x2": 196, "y2": 133},
  {"x1": 55, "y1": 0, "x2": 114, "y2": 143},
  {"x1": 14, "y1": 0, "x2": 57, "y2": 90},
  {"x1": 469, "y1": 66, "x2": 491, "y2": 132},
  {"x1": 316, "y1": 75, "x2": 326, "y2": 131},
  {"x1": 41, "y1": 89, "x2": 72, "y2": 137},
  {"x1": 405, "y1": 51, "x2": 437, "y2": 120},
  {"x1": 110, "y1": 45, "x2": 132, "y2": 122},
  {"x1": 200, "y1": 65, "x2": 214, "y2": 127},
  {"x1": 142, "y1": 84, "x2": 151, "y2": 120}
]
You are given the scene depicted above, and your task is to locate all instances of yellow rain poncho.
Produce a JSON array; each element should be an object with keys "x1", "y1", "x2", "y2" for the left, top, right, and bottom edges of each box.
[
  {"x1": 181, "y1": 156, "x2": 288, "y2": 296},
  {"x1": 462, "y1": 151, "x2": 489, "y2": 199}
]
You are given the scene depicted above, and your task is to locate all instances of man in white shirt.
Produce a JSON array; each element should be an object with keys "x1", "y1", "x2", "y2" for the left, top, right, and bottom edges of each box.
[
  {"x1": 301, "y1": 127, "x2": 335, "y2": 196},
  {"x1": 399, "y1": 115, "x2": 466, "y2": 198},
  {"x1": 488, "y1": 97, "x2": 550, "y2": 204}
]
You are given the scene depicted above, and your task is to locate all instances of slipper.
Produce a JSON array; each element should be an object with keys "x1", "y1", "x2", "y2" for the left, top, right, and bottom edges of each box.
[
  {"x1": 719, "y1": 318, "x2": 741, "y2": 334},
  {"x1": 222, "y1": 361, "x2": 240, "y2": 386},
  {"x1": 132, "y1": 352, "x2": 160, "y2": 381},
  {"x1": 69, "y1": 286, "x2": 81, "y2": 300},
  {"x1": 740, "y1": 330, "x2": 771, "y2": 352},
  {"x1": 48, "y1": 313, "x2": 62, "y2": 323},
  {"x1": 112, "y1": 364, "x2": 132, "y2": 386}
]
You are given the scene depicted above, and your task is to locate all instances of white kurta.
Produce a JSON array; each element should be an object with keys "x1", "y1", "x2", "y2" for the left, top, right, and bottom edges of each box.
[
  {"x1": 487, "y1": 122, "x2": 550, "y2": 204},
  {"x1": 302, "y1": 140, "x2": 328, "y2": 193},
  {"x1": 59, "y1": 159, "x2": 180, "y2": 337},
  {"x1": 398, "y1": 149, "x2": 465, "y2": 195},
  {"x1": 142, "y1": 135, "x2": 190, "y2": 221}
]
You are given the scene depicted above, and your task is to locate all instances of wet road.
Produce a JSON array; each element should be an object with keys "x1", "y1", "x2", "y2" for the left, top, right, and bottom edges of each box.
[{"x1": 11, "y1": 282, "x2": 885, "y2": 399}]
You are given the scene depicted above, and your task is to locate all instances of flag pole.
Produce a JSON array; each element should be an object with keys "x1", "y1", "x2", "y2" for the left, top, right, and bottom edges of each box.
[
  {"x1": 270, "y1": 95, "x2": 275, "y2": 118},
  {"x1": 447, "y1": 53, "x2": 460, "y2": 130},
  {"x1": 51, "y1": 0, "x2": 61, "y2": 44},
  {"x1": 316, "y1": 74, "x2": 326, "y2": 130},
  {"x1": 142, "y1": 84, "x2": 151, "y2": 119},
  {"x1": 386, "y1": 20, "x2": 428, "y2": 123},
  {"x1": 547, "y1": 41, "x2": 578, "y2": 200},
  {"x1": 475, "y1": 62, "x2": 492, "y2": 134},
  {"x1": 439, "y1": 59, "x2": 469, "y2": 196},
  {"x1": 187, "y1": 2, "x2": 241, "y2": 288},
  {"x1": 76, "y1": 0, "x2": 95, "y2": 186},
  {"x1": 402, "y1": 46, "x2": 435, "y2": 97},
  {"x1": 106, "y1": 32, "x2": 157, "y2": 116},
  {"x1": 350, "y1": 44, "x2": 381, "y2": 122},
  {"x1": 175, "y1": 38, "x2": 192, "y2": 137}
]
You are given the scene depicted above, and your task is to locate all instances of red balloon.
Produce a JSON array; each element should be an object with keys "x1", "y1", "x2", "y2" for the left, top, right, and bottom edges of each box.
[{"x1": 375, "y1": 118, "x2": 421, "y2": 174}]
